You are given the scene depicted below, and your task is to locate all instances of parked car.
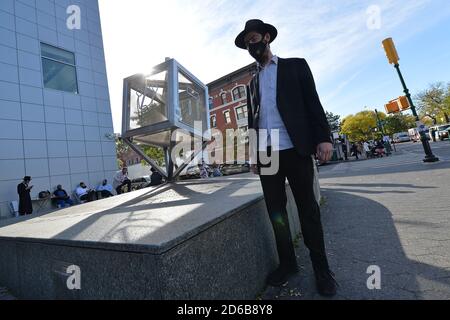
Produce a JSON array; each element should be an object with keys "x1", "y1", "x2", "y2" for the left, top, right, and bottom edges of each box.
[
  {"x1": 408, "y1": 128, "x2": 430, "y2": 142},
  {"x1": 393, "y1": 132, "x2": 411, "y2": 143},
  {"x1": 182, "y1": 164, "x2": 213, "y2": 179},
  {"x1": 436, "y1": 124, "x2": 450, "y2": 141},
  {"x1": 130, "y1": 176, "x2": 151, "y2": 190},
  {"x1": 220, "y1": 162, "x2": 250, "y2": 176}
]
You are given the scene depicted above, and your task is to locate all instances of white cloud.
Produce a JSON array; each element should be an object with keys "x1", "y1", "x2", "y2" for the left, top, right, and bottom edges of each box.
[{"x1": 98, "y1": 0, "x2": 450, "y2": 132}]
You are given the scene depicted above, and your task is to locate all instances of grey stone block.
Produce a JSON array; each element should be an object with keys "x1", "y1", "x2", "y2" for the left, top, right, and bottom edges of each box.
[{"x1": 0, "y1": 174, "x2": 302, "y2": 299}]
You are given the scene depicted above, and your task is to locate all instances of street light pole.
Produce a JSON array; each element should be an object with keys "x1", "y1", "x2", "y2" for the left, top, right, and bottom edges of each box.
[{"x1": 393, "y1": 64, "x2": 439, "y2": 162}]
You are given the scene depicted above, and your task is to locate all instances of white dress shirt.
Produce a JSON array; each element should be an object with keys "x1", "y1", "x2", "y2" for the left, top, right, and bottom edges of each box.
[
  {"x1": 258, "y1": 55, "x2": 294, "y2": 151},
  {"x1": 113, "y1": 171, "x2": 128, "y2": 189}
]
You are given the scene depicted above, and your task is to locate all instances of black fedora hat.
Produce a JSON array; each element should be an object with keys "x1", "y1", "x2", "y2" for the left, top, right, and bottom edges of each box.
[
  {"x1": 235, "y1": 19, "x2": 278, "y2": 49},
  {"x1": 23, "y1": 176, "x2": 32, "y2": 181}
]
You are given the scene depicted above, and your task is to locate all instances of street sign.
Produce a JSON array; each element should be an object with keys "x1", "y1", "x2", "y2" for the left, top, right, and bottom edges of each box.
[{"x1": 416, "y1": 121, "x2": 427, "y2": 133}]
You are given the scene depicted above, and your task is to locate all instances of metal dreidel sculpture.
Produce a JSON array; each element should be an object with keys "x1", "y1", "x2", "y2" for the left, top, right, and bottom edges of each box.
[{"x1": 121, "y1": 58, "x2": 211, "y2": 181}]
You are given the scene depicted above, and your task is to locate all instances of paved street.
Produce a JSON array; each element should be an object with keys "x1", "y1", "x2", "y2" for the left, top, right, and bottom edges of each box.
[{"x1": 263, "y1": 140, "x2": 450, "y2": 300}]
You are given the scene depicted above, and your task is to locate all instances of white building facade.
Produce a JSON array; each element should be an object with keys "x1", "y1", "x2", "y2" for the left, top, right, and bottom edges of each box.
[{"x1": 0, "y1": 0, "x2": 117, "y2": 219}]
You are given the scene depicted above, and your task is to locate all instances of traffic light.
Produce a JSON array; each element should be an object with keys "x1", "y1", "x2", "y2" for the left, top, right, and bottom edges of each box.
[
  {"x1": 382, "y1": 38, "x2": 400, "y2": 65},
  {"x1": 384, "y1": 96, "x2": 410, "y2": 114},
  {"x1": 398, "y1": 95, "x2": 410, "y2": 111},
  {"x1": 385, "y1": 99, "x2": 400, "y2": 114}
]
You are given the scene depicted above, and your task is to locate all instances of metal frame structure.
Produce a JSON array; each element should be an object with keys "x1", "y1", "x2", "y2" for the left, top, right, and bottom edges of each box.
[{"x1": 121, "y1": 59, "x2": 211, "y2": 181}]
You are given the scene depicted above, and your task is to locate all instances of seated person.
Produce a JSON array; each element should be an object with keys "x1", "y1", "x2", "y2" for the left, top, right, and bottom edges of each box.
[
  {"x1": 97, "y1": 179, "x2": 114, "y2": 198},
  {"x1": 53, "y1": 185, "x2": 74, "y2": 208},
  {"x1": 149, "y1": 167, "x2": 163, "y2": 186},
  {"x1": 76, "y1": 182, "x2": 97, "y2": 202},
  {"x1": 211, "y1": 164, "x2": 222, "y2": 177},
  {"x1": 113, "y1": 167, "x2": 132, "y2": 195}
]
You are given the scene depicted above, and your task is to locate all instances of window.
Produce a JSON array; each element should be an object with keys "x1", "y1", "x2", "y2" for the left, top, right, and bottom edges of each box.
[
  {"x1": 221, "y1": 92, "x2": 228, "y2": 105},
  {"x1": 224, "y1": 110, "x2": 231, "y2": 124},
  {"x1": 41, "y1": 43, "x2": 78, "y2": 94},
  {"x1": 211, "y1": 115, "x2": 217, "y2": 128},
  {"x1": 235, "y1": 105, "x2": 248, "y2": 120},
  {"x1": 232, "y1": 86, "x2": 246, "y2": 100}
]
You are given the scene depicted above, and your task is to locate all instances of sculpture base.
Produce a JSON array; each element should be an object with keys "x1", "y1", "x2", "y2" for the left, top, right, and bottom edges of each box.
[{"x1": 0, "y1": 174, "x2": 302, "y2": 300}]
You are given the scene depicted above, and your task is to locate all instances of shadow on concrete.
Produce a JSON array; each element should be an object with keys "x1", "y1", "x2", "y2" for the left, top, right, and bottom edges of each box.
[
  {"x1": 49, "y1": 176, "x2": 263, "y2": 248},
  {"x1": 262, "y1": 188, "x2": 450, "y2": 300}
]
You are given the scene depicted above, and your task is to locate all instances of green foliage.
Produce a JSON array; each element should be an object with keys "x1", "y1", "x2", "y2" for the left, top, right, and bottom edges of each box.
[
  {"x1": 326, "y1": 111, "x2": 341, "y2": 132},
  {"x1": 116, "y1": 137, "x2": 164, "y2": 168},
  {"x1": 116, "y1": 138, "x2": 129, "y2": 168},
  {"x1": 383, "y1": 114, "x2": 416, "y2": 136},
  {"x1": 415, "y1": 82, "x2": 450, "y2": 124},
  {"x1": 140, "y1": 145, "x2": 165, "y2": 166},
  {"x1": 340, "y1": 110, "x2": 381, "y2": 141},
  {"x1": 116, "y1": 138, "x2": 129, "y2": 156}
]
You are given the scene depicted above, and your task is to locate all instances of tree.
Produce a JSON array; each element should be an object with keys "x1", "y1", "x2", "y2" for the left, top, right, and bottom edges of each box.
[
  {"x1": 326, "y1": 111, "x2": 341, "y2": 132},
  {"x1": 383, "y1": 113, "x2": 416, "y2": 136},
  {"x1": 340, "y1": 110, "x2": 383, "y2": 142},
  {"x1": 140, "y1": 145, "x2": 165, "y2": 166},
  {"x1": 116, "y1": 138, "x2": 129, "y2": 167},
  {"x1": 116, "y1": 137, "x2": 164, "y2": 169},
  {"x1": 415, "y1": 82, "x2": 450, "y2": 124}
]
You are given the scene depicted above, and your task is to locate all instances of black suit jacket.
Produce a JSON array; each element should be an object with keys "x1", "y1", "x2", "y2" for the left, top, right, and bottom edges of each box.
[{"x1": 246, "y1": 57, "x2": 332, "y2": 157}]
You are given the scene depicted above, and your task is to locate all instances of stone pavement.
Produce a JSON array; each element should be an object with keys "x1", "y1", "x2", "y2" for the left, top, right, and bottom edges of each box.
[{"x1": 262, "y1": 145, "x2": 450, "y2": 300}]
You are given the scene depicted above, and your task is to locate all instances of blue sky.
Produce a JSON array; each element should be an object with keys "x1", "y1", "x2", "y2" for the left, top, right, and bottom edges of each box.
[{"x1": 98, "y1": 0, "x2": 450, "y2": 132}]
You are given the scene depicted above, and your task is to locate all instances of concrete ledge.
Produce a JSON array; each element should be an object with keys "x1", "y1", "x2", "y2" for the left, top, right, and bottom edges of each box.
[{"x1": 0, "y1": 174, "x2": 302, "y2": 299}]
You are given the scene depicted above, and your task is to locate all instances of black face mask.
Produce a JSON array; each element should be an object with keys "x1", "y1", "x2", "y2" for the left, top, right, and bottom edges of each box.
[{"x1": 248, "y1": 38, "x2": 268, "y2": 64}]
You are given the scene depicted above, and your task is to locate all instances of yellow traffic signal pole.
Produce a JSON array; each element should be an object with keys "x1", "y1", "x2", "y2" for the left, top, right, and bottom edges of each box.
[{"x1": 382, "y1": 38, "x2": 439, "y2": 163}]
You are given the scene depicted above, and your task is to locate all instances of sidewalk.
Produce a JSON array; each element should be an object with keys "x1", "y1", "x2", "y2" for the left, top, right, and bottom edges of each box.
[{"x1": 262, "y1": 153, "x2": 450, "y2": 300}]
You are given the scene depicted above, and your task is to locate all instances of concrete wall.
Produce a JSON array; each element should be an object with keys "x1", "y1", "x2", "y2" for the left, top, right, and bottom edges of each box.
[
  {"x1": 0, "y1": 0, "x2": 117, "y2": 219},
  {"x1": 0, "y1": 189, "x2": 298, "y2": 300}
]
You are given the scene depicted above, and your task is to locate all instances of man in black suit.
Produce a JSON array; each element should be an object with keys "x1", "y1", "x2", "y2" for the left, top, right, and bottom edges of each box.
[
  {"x1": 17, "y1": 176, "x2": 33, "y2": 216},
  {"x1": 235, "y1": 19, "x2": 337, "y2": 296}
]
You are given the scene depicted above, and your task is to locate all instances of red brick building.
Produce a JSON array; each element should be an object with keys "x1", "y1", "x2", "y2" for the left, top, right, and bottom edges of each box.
[{"x1": 207, "y1": 63, "x2": 257, "y2": 162}]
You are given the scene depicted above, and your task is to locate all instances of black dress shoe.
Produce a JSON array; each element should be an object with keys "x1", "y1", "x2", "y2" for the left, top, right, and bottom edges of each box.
[
  {"x1": 267, "y1": 264, "x2": 299, "y2": 287},
  {"x1": 315, "y1": 269, "x2": 338, "y2": 297}
]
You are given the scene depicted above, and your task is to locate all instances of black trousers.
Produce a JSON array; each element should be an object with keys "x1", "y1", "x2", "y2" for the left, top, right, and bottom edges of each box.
[
  {"x1": 116, "y1": 179, "x2": 132, "y2": 195},
  {"x1": 100, "y1": 190, "x2": 114, "y2": 198},
  {"x1": 80, "y1": 190, "x2": 97, "y2": 202},
  {"x1": 259, "y1": 148, "x2": 330, "y2": 272}
]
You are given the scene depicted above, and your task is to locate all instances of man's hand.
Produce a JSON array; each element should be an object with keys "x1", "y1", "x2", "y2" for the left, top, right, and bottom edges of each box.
[{"x1": 316, "y1": 142, "x2": 333, "y2": 163}]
